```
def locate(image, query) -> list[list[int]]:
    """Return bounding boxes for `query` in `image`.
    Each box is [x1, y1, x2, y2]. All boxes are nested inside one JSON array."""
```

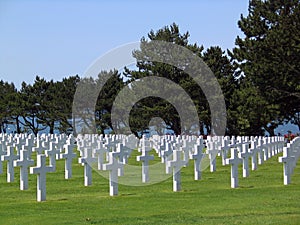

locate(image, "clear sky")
[[0, 0, 249, 89]]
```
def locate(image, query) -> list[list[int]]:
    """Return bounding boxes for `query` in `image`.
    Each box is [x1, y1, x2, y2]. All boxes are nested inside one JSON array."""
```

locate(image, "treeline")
[[0, 76, 80, 135], [1, 0, 299, 136]]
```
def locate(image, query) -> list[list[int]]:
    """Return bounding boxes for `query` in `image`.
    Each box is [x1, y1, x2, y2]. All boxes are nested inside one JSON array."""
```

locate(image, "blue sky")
[[0, 0, 249, 89]]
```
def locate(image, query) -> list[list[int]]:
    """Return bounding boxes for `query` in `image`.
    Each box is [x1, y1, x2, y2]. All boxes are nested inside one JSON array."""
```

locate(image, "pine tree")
[[232, 0, 300, 134]]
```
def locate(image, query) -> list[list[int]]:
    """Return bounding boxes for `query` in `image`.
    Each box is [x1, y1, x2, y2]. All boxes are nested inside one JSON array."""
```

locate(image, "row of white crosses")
[[1, 132, 294, 201], [279, 137, 300, 185], [163, 135, 285, 189], [0, 133, 75, 201], [224, 136, 285, 188], [0, 134, 37, 184], [77, 134, 197, 195], [150, 135, 201, 191], [64, 134, 290, 195], [137, 136, 154, 183], [76, 134, 139, 196]]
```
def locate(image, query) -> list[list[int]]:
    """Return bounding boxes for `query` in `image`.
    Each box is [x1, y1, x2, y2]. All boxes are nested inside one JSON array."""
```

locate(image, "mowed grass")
[[1, 149, 300, 225]]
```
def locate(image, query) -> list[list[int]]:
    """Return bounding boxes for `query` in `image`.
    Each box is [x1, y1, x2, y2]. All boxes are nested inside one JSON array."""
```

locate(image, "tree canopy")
[[232, 0, 300, 134]]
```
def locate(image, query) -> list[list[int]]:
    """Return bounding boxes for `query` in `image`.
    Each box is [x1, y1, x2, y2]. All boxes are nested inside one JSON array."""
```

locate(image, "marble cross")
[[61, 143, 77, 179], [14, 148, 35, 190], [239, 143, 252, 178], [137, 140, 154, 183], [102, 152, 124, 196], [0, 141, 6, 174], [1, 146, 18, 182], [279, 144, 295, 185], [226, 148, 242, 188], [79, 147, 97, 186], [30, 154, 54, 201], [191, 142, 205, 180], [167, 149, 186, 192]]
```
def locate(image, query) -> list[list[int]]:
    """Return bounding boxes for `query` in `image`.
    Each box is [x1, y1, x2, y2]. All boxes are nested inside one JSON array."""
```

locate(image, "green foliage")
[[124, 23, 234, 136], [232, 0, 300, 134], [0, 81, 18, 133], [73, 70, 124, 135], [0, 75, 79, 135], [19, 75, 80, 135], [96, 70, 125, 134]]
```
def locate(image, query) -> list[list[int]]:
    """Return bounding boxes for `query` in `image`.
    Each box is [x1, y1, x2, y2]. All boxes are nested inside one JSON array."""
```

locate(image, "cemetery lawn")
[[1, 150, 300, 225]]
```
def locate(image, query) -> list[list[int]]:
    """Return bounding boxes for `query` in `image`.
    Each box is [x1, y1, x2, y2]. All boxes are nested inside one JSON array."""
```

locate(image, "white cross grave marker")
[[124, 134, 138, 151], [182, 139, 194, 167], [115, 143, 130, 165], [221, 136, 231, 166], [24, 135, 35, 158], [14, 147, 35, 190], [13, 135, 24, 156], [226, 148, 242, 188], [45, 142, 60, 171], [191, 142, 205, 180], [137, 139, 154, 183], [279, 145, 295, 185], [156, 137, 166, 158], [33, 138, 44, 155], [263, 137, 269, 161], [1, 146, 18, 182], [239, 143, 251, 177], [30, 154, 54, 201], [166, 149, 186, 192], [79, 147, 97, 186], [257, 137, 264, 165], [206, 140, 218, 172], [94, 141, 107, 171], [0, 141, 6, 174], [250, 139, 258, 170], [269, 137, 275, 156], [61, 142, 77, 179], [105, 135, 119, 152], [162, 142, 173, 164], [102, 152, 124, 196]]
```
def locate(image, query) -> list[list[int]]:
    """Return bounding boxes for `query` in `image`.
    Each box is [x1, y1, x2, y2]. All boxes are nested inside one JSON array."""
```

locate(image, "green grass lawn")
[[0, 149, 300, 225]]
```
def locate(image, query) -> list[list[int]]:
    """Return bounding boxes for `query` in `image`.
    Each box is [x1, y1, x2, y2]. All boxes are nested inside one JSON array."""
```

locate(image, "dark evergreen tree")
[[0, 81, 18, 133], [125, 23, 235, 136], [19, 77, 48, 135], [232, 0, 300, 134]]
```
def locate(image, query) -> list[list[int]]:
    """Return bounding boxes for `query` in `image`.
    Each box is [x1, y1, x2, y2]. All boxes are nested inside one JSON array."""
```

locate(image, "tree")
[[28, 75, 81, 135], [202, 46, 237, 135], [232, 0, 300, 134], [95, 70, 125, 134], [124, 23, 207, 135], [125, 23, 235, 136], [15, 75, 80, 136], [19, 78, 48, 135], [0, 81, 18, 133], [55, 75, 80, 134], [73, 71, 124, 135]]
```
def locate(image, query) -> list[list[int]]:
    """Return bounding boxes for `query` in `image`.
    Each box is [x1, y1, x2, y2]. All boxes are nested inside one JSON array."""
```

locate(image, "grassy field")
[[0, 149, 300, 225]]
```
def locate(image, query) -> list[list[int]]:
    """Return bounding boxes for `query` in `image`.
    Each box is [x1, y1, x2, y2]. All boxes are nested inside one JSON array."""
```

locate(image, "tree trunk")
[[49, 121, 54, 134], [33, 128, 38, 136], [199, 121, 204, 135], [72, 117, 77, 136], [265, 125, 276, 137], [15, 116, 21, 133], [205, 124, 211, 135]]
